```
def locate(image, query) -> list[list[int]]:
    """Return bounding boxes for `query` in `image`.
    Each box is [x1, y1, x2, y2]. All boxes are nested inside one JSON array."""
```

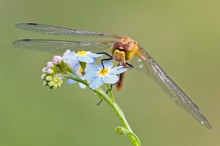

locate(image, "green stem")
[[67, 75, 141, 146], [107, 86, 141, 146]]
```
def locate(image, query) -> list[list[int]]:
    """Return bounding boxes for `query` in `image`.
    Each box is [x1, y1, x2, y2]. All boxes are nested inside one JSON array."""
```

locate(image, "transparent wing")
[[12, 39, 114, 54], [134, 45, 212, 129], [15, 23, 123, 38]]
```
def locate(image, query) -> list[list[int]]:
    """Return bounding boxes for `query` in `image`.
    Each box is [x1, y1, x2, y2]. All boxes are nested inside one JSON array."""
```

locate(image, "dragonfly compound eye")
[[112, 41, 123, 49], [122, 44, 132, 52]]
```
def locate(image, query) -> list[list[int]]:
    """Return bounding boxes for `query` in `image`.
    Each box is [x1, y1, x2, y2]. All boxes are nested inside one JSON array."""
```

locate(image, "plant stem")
[[94, 88, 141, 146], [67, 75, 141, 146]]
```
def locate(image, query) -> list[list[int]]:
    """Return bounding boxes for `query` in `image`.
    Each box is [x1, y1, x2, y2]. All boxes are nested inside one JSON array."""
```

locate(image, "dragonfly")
[[12, 23, 212, 129]]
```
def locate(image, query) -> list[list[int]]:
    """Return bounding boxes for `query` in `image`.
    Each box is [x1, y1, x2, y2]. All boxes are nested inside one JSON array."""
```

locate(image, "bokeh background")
[[0, 0, 220, 146]]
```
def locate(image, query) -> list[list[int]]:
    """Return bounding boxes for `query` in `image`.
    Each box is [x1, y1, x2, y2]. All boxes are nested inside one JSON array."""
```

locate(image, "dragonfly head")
[[111, 38, 138, 62]]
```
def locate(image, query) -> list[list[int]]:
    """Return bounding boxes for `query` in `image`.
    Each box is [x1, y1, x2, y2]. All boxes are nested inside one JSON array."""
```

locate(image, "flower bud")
[[46, 75, 53, 81], [53, 84, 58, 89], [47, 68, 54, 74], [43, 80, 48, 86], [42, 67, 47, 73], [41, 74, 47, 79], [47, 61, 54, 68], [53, 56, 63, 64], [48, 81, 54, 87], [115, 126, 128, 135]]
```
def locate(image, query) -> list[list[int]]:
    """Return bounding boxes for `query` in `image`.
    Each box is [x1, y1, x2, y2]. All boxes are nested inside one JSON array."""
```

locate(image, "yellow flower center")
[[99, 68, 109, 76], [77, 51, 87, 56], [78, 67, 83, 74]]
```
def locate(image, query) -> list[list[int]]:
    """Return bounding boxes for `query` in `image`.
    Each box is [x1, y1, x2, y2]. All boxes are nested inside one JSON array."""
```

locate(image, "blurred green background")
[[0, 0, 219, 146]]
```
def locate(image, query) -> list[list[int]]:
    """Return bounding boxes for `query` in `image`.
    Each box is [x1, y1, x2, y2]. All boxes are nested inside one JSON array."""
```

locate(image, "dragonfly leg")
[[96, 84, 113, 106], [97, 52, 113, 69], [96, 99, 103, 105], [125, 62, 134, 68], [106, 84, 113, 94]]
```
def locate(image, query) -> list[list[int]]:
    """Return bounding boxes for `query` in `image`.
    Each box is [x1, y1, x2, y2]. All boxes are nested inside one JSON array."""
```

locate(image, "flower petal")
[[85, 64, 98, 72], [88, 52, 103, 58], [72, 63, 82, 74], [103, 61, 113, 68], [103, 74, 119, 84], [79, 83, 87, 89], [110, 66, 127, 74], [79, 56, 94, 63], [63, 54, 79, 69], [63, 50, 74, 57], [67, 79, 76, 84], [84, 72, 97, 81], [63, 50, 76, 61], [89, 77, 103, 90]]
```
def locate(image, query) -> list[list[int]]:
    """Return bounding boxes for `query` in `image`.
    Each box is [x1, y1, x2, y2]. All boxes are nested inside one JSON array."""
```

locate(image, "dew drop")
[[139, 64, 144, 68], [137, 58, 142, 62]]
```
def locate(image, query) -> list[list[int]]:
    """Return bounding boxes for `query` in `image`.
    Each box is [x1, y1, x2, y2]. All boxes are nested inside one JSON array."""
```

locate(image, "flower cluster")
[[41, 56, 63, 89], [41, 50, 127, 90], [41, 56, 72, 89]]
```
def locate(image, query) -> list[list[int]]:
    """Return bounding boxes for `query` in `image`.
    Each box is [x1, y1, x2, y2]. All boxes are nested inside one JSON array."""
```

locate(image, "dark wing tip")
[[15, 23, 38, 29], [26, 23, 37, 25], [20, 39, 32, 42]]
